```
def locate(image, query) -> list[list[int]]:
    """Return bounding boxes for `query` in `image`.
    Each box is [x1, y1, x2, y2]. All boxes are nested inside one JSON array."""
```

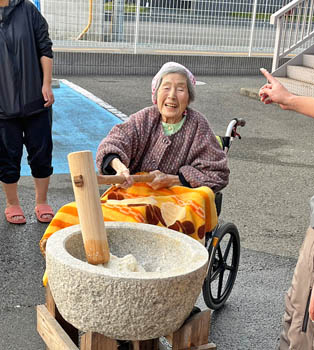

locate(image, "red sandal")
[[35, 204, 54, 223], [5, 205, 26, 224]]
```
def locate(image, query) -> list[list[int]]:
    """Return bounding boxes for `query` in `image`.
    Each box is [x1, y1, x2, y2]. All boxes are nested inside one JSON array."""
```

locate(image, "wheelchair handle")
[[97, 174, 155, 185], [225, 118, 246, 138], [237, 118, 246, 127]]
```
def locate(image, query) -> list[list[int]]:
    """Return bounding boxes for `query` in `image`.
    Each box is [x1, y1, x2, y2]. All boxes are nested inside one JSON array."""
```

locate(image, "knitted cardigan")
[[96, 105, 229, 192]]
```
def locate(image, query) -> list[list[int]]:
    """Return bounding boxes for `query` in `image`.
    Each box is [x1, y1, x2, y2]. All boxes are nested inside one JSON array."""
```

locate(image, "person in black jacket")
[[0, 0, 55, 224]]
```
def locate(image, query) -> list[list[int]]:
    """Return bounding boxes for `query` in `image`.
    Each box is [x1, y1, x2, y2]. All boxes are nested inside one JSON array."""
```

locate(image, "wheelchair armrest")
[[215, 191, 223, 217]]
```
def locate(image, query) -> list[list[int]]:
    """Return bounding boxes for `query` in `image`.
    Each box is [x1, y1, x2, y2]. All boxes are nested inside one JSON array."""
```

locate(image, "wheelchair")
[[97, 118, 245, 311], [202, 118, 245, 310]]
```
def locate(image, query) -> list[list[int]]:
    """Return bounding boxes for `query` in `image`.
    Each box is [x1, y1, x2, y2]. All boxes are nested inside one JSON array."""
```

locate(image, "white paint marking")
[[60, 79, 129, 122], [196, 81, 207, 86]]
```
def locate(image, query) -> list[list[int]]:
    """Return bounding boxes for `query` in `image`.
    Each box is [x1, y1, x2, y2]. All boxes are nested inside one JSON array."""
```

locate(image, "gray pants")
[[279, 226, 314, 350]]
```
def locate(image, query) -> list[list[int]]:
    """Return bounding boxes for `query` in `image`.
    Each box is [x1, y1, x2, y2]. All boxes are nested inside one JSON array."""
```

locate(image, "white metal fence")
[[33, 0, 314, 55], [271, 0, 314, 70]]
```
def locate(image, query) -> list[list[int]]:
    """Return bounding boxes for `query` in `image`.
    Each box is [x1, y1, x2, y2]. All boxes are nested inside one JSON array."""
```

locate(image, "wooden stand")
[[37, 285, 216, 350]]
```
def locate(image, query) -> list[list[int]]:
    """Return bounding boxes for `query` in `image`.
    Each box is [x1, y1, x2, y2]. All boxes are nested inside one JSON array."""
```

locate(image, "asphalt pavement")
[[1, 73, 313, 350]]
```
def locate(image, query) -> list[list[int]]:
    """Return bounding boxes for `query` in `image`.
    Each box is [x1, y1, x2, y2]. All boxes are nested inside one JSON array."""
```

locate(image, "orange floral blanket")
[[40, 183, 217, 286]]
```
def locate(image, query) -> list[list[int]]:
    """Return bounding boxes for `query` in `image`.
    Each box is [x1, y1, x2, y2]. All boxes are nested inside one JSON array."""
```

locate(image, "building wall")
[[53, 51, 289, 76]]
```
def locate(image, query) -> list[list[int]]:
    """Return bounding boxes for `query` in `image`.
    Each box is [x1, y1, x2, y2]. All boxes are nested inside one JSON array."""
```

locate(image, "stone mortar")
[[46, 222, 209, 340]]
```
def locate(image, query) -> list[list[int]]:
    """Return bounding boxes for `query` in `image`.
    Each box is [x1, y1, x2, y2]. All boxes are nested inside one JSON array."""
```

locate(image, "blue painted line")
[[34, 0, 41, 11], [21, 82, 122, 175]]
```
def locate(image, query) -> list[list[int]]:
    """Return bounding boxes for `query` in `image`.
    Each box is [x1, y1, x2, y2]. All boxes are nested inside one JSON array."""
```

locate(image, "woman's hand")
[[148, 170, 180, 190], [40, 56, 54, 107], [259, 68, 293, 109], [260, 68, 314, 118], [110, 158, 134, 189], [42, 83, 54, 107]]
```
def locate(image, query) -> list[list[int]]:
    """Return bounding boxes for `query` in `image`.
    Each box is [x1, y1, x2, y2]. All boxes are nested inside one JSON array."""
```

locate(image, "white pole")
[[134, 0, 141, 54], [272, 18, 283, 72], [249, 0, 258, 57]]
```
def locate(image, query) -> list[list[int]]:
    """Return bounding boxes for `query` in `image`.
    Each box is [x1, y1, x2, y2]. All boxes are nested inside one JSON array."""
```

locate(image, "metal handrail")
[[270, 0, 314, 72]]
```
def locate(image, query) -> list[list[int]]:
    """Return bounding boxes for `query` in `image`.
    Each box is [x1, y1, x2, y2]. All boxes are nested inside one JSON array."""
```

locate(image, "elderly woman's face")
[[157, 73, 189, 123]]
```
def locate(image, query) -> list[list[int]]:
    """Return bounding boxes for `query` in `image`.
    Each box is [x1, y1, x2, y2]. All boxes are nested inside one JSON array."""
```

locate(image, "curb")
[[52, 79, 60, 88], [240, 87, 260, 100]]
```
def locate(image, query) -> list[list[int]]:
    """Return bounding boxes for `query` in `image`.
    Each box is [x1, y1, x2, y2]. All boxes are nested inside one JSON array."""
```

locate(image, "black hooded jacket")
[[0, 0, 53, 119]]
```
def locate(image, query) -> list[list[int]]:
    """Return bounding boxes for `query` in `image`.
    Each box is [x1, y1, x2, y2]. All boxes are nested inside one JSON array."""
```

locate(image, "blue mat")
[[21, 82, 122, 175]]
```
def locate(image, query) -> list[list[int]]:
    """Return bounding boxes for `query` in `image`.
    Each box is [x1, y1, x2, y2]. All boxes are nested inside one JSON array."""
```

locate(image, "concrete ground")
[[1, 73, 313, 349]]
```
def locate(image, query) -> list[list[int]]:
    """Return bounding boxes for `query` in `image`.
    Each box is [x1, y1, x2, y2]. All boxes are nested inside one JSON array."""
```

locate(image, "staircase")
[[264, 0, 314, 97], [273, 47, 314, 97]]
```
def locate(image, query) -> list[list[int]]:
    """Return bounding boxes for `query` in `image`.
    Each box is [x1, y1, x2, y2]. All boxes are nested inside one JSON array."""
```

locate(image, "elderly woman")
[[40, 62, 229, 285], [96, 62, 229, 191]]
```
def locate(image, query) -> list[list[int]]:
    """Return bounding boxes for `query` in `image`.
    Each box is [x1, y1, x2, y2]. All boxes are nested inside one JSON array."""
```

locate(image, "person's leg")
[[33, 176, 50, 205], [279, 226, 314, 350], [23, 109, 54, 221], [0, 118, 25, 223], [34, 176, 54, 222], [34, 177, 54, 222], [2, 182, 19, 206]]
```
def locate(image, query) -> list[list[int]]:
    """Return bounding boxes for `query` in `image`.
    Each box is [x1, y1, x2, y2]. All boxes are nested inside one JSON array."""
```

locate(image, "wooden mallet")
[[68, 150, 110, 265]]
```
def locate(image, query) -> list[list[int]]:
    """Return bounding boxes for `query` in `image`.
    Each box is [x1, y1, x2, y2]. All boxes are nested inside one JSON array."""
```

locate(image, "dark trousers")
[[0, 109, 53, 184]]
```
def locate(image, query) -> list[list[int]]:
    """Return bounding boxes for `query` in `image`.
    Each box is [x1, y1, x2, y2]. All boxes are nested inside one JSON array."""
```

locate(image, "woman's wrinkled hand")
[[147, 170, 180, 190], [147, 170, 168, 190], [116, 168, 134, 189], [110, 158, 134, 189]]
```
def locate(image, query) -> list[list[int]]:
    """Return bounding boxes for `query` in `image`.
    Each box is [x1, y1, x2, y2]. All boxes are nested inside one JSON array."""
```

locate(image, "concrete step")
[[303, 54, 314, 69], [287, 65, 314, 85], [277, 76, 314, 97], [239, 87, 259, 100], [52, 78, 60, 88]]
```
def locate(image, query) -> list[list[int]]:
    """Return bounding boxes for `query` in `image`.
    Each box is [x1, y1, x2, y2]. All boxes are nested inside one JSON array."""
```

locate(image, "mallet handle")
[[97, 174, 155, 185], [68, 151, 110, 265]]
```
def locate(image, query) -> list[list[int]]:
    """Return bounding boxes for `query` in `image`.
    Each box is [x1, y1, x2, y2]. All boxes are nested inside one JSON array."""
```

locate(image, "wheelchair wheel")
[[202, 222, 240, 310]]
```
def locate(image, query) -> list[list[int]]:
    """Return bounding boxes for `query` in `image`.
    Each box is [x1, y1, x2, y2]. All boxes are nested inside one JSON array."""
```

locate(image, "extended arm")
[[277, 95, 314, 118], [259, 68, 314, 118]]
